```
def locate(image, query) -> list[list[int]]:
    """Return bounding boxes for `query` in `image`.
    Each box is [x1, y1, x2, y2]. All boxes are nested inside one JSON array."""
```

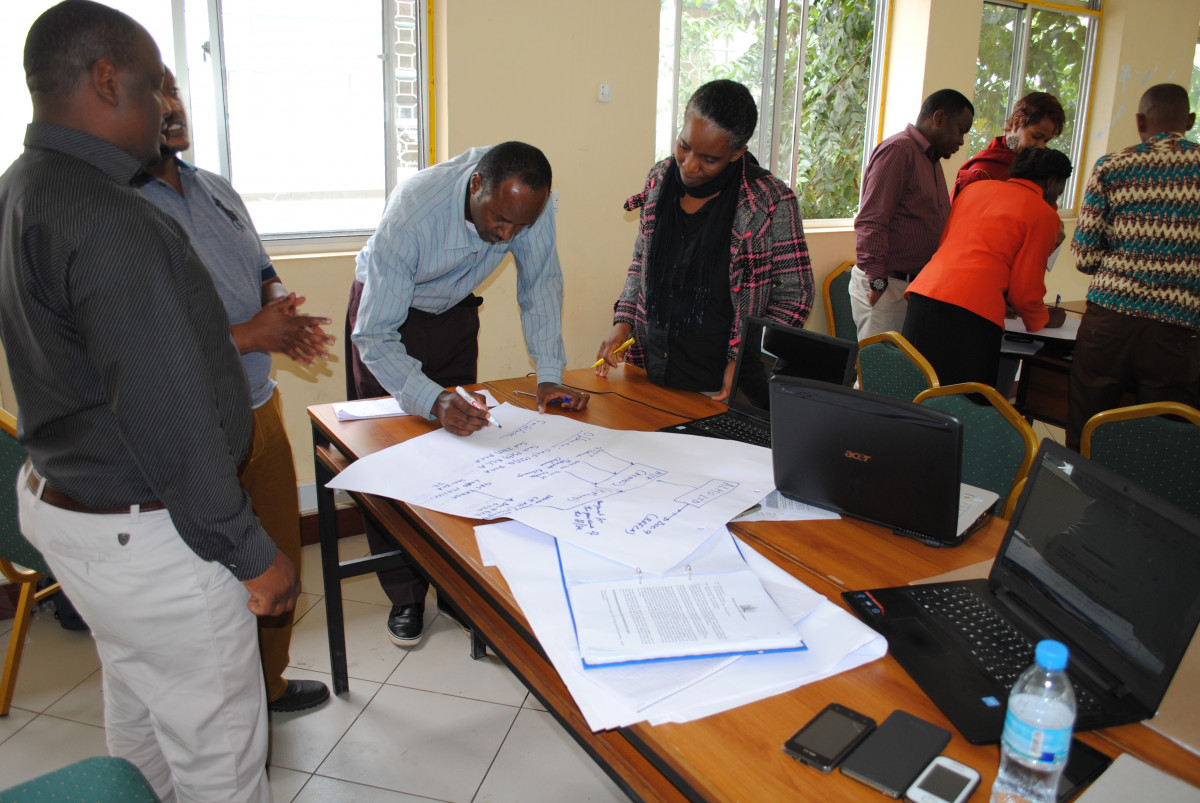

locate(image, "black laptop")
[[844, 440, 1200, 744], [768, 377, 996, 546], [659, 316, 858, 447]]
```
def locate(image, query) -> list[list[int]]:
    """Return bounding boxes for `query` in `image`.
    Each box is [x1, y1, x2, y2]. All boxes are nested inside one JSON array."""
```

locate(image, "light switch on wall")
[[598, 83, 611, 102]]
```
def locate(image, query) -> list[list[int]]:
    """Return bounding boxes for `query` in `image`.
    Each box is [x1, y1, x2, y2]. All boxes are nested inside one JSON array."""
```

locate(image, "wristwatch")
[[869, 276, 889, 292]]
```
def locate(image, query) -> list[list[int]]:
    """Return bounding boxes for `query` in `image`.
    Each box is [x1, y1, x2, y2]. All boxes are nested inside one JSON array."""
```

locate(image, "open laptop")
[[844, 440, 1200, 744], [768, 377, 997, 545], [659, 316, 858, 448]]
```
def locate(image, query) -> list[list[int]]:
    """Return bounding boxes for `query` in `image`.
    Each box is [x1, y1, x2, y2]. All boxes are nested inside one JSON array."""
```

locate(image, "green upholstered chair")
[[0, 756, 158, 801], [0, 408, 61, 717], [1081, 401, 1200, 519], [822, 260, 858, 342], [856, 331, 939, 402], [914, 383, 1038, 518]]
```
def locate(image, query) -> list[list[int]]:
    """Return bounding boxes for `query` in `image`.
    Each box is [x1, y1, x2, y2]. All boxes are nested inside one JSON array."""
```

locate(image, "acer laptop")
[[844, 440, 1200, 744], [659, 316, 858, 448], [768, 377, 996, 545]]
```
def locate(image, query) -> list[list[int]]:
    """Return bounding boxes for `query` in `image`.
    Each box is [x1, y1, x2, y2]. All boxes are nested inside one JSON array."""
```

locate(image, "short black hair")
[[1009, 147, 1072, 182], [685, 79, 758, 151], [918, 89, 974, 122], [476, 141, 552, 195], [24, 0, 146, 97]]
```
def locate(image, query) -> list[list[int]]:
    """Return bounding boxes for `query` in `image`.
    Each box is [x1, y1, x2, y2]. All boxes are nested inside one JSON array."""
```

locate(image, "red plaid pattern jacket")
[[613, 156, 813, 365]]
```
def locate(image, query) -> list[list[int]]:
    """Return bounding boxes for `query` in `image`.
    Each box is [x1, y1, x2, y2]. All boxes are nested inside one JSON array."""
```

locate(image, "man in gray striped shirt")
[[0, 3, 295, 799]]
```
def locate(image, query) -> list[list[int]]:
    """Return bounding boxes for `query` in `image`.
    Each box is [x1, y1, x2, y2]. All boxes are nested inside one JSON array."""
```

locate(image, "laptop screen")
[[728, 317, 859, 419], [993, 441, 1200, 711]]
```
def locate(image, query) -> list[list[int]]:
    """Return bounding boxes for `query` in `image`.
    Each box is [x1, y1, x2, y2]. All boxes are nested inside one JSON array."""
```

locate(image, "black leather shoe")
[[268, 679, 330, 713], [436, 599, 472, 637], [387, 602, 425, 645]]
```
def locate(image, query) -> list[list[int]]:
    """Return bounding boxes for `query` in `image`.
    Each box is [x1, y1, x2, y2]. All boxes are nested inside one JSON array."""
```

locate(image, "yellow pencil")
[[592, 337, 635, 368]]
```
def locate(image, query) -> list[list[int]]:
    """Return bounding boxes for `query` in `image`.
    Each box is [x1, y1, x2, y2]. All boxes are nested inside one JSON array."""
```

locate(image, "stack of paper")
[[327, 403, 886, 730], [478, 522, 886, 730]]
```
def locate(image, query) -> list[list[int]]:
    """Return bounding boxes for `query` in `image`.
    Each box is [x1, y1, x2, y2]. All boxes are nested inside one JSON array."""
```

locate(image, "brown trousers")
[[345, 279, 481, 606], [240, 388, 302, 702], [1067, 302, 1200, 450]]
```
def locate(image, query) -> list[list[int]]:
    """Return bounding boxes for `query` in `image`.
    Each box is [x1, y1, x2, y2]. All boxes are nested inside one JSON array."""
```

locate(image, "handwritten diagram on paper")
[[326, 403, 774, 571]]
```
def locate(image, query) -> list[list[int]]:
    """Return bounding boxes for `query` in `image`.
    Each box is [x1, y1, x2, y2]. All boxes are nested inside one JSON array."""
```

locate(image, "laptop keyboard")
[[906, 585, 1102, 715], [690, 413, 771, 447]]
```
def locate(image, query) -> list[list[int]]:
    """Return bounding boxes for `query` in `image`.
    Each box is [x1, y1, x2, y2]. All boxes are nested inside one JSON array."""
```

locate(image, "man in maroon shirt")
[[851, 89, 974, 341]]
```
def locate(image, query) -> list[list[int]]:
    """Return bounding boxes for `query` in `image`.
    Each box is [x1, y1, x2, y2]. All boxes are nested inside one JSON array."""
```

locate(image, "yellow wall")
[[3, 0, 1196, 503]]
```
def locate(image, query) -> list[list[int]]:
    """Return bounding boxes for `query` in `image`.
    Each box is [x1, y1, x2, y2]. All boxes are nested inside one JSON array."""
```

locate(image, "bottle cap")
[[1036, 640, 1069, 671]]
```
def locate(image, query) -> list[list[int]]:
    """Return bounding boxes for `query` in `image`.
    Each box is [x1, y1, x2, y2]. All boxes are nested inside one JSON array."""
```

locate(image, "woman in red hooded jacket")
[[952, 92, 1066, 201]]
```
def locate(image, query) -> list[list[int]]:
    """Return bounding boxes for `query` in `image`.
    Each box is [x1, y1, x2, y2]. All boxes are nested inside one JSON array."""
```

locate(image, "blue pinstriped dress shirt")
[[352, 147, 567, 417]]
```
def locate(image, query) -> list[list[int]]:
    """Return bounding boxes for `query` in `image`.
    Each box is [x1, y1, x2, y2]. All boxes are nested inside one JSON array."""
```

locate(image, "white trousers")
[[18, 468, 269, 803], [848, 266, 911, 341]]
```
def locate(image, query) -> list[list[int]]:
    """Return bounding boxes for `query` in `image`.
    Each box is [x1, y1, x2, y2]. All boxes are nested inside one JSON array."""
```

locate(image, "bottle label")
[[1001, 710, 1072, 764]]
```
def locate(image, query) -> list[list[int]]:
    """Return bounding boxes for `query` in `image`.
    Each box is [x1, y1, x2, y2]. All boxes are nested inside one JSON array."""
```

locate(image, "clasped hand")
[[237, 293, 335, 364]]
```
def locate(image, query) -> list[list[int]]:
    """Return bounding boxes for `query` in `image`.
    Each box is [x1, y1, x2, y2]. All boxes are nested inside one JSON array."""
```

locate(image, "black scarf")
[[645, 155, 743, 335]]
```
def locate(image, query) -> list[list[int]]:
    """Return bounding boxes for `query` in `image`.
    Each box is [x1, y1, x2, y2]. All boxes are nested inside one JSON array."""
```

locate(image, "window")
[[1190, 33, 1200, 115], [971, 0, 1099, 207], [657, 0, 886, 220], [2, 1, 429, 239]]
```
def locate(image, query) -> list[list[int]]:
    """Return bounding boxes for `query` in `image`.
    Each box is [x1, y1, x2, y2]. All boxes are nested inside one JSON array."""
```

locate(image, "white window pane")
[[217, 0, 385, 235]]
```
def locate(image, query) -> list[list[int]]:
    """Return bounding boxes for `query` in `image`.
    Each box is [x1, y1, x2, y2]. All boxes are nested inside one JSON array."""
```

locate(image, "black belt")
[[26, 462, 165, 514], [887, 271, 918, 282]]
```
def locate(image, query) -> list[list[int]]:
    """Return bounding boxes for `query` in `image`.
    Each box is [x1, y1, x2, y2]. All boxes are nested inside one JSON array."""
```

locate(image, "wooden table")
[[309, 367, 1200, 802]]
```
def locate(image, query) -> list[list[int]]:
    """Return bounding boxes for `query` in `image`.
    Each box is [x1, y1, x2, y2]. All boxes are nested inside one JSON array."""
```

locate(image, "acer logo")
[[844, 450, 871, 462]]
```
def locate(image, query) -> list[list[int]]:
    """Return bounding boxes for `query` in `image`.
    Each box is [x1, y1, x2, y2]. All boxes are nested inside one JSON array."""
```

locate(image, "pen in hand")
[[454, 386, 501, 428], [592, 337, 636, 369]]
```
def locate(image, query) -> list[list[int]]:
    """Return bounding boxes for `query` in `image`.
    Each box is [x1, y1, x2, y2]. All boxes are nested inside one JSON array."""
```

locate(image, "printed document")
[[557, 535, 804, 666]]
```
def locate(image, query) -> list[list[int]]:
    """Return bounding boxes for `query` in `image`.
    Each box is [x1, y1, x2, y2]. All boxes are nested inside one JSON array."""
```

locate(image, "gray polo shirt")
[[140, 159, 277, 409]]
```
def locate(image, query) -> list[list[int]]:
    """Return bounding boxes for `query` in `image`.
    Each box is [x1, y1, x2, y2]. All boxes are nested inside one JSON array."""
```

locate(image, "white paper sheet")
[[733, 489, 842, 522], [476, 521, 887, 730], [329, 403, 774, 572], [333, 390, 501, 421], [557, 536, 803, 665], [333, 397, 409, 420], [1004, 314, 1080, 340]]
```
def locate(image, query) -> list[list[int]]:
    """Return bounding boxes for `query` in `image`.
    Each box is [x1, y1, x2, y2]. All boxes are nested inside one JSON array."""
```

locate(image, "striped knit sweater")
[[1071, 132, 1200, 332], [613, 156, 814, 366]]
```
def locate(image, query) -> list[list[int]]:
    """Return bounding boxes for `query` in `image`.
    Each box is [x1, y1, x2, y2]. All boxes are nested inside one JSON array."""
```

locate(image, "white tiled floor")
[[0, 535, 629, 802]]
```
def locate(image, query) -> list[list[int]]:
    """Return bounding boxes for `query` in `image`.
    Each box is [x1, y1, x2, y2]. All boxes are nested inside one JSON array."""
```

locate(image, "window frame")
[[658, 0, 888, 226], [974, 0, 1101, 211]]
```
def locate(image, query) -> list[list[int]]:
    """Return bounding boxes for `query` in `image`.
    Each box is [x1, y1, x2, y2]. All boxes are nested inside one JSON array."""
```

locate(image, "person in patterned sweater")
[[1067, 83, 1200, 450], [595, 79, 813, 399]]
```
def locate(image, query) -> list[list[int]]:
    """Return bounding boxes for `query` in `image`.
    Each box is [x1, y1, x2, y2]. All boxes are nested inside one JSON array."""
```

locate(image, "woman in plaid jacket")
[[596, 80, 813, 398]]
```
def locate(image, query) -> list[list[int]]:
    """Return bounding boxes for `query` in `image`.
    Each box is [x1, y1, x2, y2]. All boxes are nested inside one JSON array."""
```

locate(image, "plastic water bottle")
[[990, 640, 1076, 803]]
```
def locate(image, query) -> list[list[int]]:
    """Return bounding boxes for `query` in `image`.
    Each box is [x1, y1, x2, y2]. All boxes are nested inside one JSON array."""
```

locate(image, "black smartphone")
[[1057, 739, 1113, 801], [782, 703, 876, 772], [839, 710, 951, 798]]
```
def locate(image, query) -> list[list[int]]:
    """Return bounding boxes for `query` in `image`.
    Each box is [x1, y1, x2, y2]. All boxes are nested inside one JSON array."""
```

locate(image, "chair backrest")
[[0, 756, 159, 801], [0, 408, 50, 577], [914, 383, 1038, 517], [855, 331, 939, 402], [822, 260, 858, 342], [1081, 401, 1200, 519]]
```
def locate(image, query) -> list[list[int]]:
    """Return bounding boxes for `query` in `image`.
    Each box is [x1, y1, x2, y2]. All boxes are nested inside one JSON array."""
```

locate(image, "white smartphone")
[[905, 756, 980, 803]]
